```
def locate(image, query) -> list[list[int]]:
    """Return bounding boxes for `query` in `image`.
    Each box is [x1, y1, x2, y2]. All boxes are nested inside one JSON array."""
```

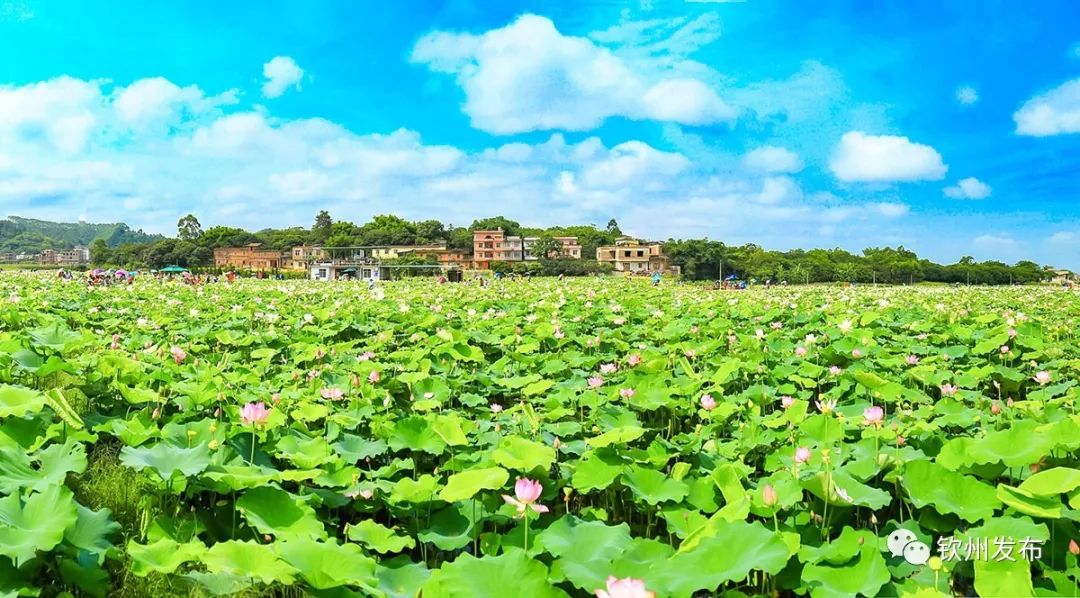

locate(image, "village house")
[[596, 237, 677, 274], [289, 245, 327, 270], [472, 229, 581, 269], [213, 244, 287, 271]]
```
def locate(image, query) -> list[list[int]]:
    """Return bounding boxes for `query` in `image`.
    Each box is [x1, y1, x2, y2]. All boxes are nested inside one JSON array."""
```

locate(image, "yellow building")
[[596, 237, 676, 274]]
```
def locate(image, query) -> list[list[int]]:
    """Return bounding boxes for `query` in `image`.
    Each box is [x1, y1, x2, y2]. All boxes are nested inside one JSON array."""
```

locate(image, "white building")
[[310, 262, 381, 282]]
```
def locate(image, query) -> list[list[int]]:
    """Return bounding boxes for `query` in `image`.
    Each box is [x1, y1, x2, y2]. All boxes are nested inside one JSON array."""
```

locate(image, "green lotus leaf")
[[274, 434, 336, 469], [389, 474, 440, 504], [439, 467, 509, 502], [347, 519, 416, 554], [1017, 467, 1080, 496], [570, 449, 627, 492], [181, 572, 255, 596], [995, 484, 1062, 519], [421, 549, 567, 598], [650, 520, 791, 596], [64, 504, 121, 565], [119, 443, 211, 481], [388, 416, 447, 455], [235, 486, 327, 540], [201, 465, 281, 491], [0, 384, 45, 418], [936, 421, 1053, 469], [201, 540, 298, 585], [430, 414, 469, 446], [903, 460, 1000, 522], [0, 484, 79, 566], [275, 539, 379, 591], [58, 556, 110, 598], [585, 426, 644, 448], [803, 469, 891, 509], [798, 526, 878, 565], [491, 436, 556, 472], [333, 434, 389, 463], [802, 544, 890, 598], [418, 504, 474, 551], [28, 322, 84, 351], [127, 538, 205, 576], [622, 466, 689, 505], [973, 558, 1034, 598], [376, 556, 432, 598], [535, 516, 634, 591]]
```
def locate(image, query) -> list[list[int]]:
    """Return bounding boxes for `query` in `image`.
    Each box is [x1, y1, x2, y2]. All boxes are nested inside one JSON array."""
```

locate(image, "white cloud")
[[875, 202, 910, 217], [743, 146, 802, 173], [410, 14, 734, 134], [829, 131, 947, 182], [1014, 78, 1080, 136], [973, 234, 1016, 249], [956, 86, 979, 105], [1049, 231, 1076, 243], [944, 177, 991, 200], [114, 77, 237, 133], [261, 56, 304, 99]]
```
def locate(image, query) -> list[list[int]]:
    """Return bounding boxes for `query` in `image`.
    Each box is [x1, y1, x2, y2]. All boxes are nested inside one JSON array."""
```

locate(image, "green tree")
[[530, 234, 563, 259], [606, 218, 621, 235], [177, 214, 202, 241], [312, 211, 333, 244], [89, 239, 111, 265], [469, 216, 521, 236]]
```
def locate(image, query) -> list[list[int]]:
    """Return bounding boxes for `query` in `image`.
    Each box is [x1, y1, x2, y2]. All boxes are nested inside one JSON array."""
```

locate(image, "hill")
[[0, 216, 163, 254]]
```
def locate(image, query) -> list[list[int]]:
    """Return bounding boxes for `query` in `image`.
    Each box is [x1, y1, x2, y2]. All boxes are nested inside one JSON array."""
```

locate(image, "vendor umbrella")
[[160, 265, 188, 273]]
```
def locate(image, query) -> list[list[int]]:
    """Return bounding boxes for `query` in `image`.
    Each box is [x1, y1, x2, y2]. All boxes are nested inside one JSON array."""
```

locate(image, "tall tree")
[[530, 234, 563, 259], [469, 216, 521, 236], [606, 218, 622, 235], [177, 214, 202, 241], [312, 211, 333, 244]]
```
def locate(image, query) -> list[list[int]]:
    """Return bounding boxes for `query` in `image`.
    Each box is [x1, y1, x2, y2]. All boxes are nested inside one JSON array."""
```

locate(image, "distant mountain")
[[0, 216, 163, 254]]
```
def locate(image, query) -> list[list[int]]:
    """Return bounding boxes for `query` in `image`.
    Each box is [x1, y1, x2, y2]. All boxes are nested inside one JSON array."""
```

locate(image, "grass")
[[70, 442, 308, 598]]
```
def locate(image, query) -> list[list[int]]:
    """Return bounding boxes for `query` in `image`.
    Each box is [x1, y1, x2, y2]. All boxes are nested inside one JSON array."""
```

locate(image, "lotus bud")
[[857, 536, 865, 545], [1069, 539, 1079, 555], [151, 407, 161, 420], [214, 408, 221, 417], [264, 534, 272, 542], [870, 513, 878, 525], [209, 423, 217, 433], [1007, 398, 1015, 408], [208, 440, 218, 450], [187, 430, 196, 438], [991, 402, 1001, 414], [553, 437, 562, 450], [762, 484, 778, 507], [272, 393, 281, 404]]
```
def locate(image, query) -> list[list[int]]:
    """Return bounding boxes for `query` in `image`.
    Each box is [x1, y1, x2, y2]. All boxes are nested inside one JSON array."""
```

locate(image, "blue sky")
[[2, 0, 1080, 266]]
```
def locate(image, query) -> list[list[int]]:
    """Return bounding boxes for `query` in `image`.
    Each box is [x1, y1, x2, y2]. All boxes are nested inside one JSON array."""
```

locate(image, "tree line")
[[86, 211, 1061, 284]]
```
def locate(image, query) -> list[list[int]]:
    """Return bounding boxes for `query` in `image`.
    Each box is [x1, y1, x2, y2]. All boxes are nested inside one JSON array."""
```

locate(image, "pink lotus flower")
[[596, 576, 655, 598], [1000, 345, 1010, 354], [320, 387, 344, 401], [771, 321, 783, 330], [110, 334, 121, 350], [1069, 539, 1079, 556], [851, 349, 863, 358], [368, 370, 381, 384], [271, 392, 281, 404], [587, 376, 604, 389], [991, 401, 1001, 414], [170, 346, 186, 364], [553, 328, 565, 339], [502, 478, 549, 516], [838, 320, 852, 333], [1034, 370, 1051, 385], [1007, 397, 1015, 407], [940, 383, 958, 397], [619, 388, 636, 399], [684, 349, 697, 358], [794, 447, 811, 464], [314, 348, 326, 359], [490, 403, 503, 413], [780, 396, 795, 409], [829, 365, 842, 376], [795, 346, 807, 358], [863, 406, 884, 426], [700, 394, 717, 411], [626, 354, 642, 367], [905, 355, 919, 366], [357, 351, 375, 362], [599, 363, 618, 375], [1007, 328, 1017, 338], [240, 402, 270, 426], [762, 484, 778, 507]]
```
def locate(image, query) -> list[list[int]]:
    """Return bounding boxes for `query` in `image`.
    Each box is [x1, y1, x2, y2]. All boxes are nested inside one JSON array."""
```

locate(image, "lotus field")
[[2, 274, 1080, 598]]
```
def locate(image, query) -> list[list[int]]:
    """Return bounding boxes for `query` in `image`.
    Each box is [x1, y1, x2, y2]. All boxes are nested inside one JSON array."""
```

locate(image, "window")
[[637, 250, 644, 257], [624, 251, 631, 257]]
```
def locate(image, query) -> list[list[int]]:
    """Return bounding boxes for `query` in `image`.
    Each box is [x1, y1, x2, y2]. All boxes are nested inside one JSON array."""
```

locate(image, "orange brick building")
[[213, 244, 287, 271]]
